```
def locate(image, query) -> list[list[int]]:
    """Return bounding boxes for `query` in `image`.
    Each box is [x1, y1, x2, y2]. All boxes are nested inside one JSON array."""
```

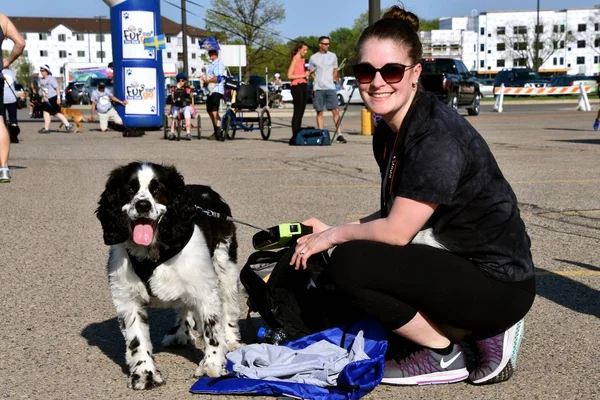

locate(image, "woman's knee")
[[331, 241, 373, 292]]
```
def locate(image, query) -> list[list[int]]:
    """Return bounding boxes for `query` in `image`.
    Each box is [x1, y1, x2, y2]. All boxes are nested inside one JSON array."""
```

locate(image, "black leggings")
[[331, 241, 535, 334], [3, 102, 17, 125], [290, 83, 307, 136]]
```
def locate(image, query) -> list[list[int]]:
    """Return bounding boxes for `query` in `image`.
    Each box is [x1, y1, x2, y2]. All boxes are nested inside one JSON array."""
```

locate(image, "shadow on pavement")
[[550, 139, 600, 145], [536, 264, 600, 318], [81, 308, 202, 374]]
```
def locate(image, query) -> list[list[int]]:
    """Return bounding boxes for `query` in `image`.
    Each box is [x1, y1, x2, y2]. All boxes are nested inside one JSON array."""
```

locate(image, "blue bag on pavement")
[[293, 128, 331, 146], [190, 320, 387, 399]]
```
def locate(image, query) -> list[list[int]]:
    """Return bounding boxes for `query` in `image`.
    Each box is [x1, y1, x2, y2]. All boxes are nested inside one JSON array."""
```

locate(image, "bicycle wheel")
[[226, 112, 237, 140], [260, 108, 271, 140], [221, 112, 234, 141]]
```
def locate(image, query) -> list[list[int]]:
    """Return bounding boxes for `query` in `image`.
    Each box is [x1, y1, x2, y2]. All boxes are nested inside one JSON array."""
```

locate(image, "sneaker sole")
[[471, 320, 523, 384], [381, 368, 468, 386]]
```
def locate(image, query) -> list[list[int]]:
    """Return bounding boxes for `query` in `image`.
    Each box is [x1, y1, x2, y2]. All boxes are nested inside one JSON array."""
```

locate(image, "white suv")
[[337, 77, 363, 105]]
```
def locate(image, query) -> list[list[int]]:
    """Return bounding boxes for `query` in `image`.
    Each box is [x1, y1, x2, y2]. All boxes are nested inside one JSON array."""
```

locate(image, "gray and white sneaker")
[[0, 168, 11, 183], [65, 124, 76, 133], [382, 343, 468, 385], [469, 319, 525, 384]]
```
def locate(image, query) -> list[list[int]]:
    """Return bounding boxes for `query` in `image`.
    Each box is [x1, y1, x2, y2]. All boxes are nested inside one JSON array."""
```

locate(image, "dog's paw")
[[162, 331, 197, 348], [194, 359, 227, 378], [128, 368, 165, 390]]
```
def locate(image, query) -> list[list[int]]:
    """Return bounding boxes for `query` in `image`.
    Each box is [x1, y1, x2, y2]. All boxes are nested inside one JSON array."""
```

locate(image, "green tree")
[[2, 50, 32, 84], [205, 0, 285, 80]]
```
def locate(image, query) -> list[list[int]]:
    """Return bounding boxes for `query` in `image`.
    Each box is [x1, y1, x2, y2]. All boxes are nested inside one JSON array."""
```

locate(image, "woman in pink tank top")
[[287, 41, 311, 144]]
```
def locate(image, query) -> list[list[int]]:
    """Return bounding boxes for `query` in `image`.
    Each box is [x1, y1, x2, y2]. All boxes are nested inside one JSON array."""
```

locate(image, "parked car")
[[549, 75, 597, 93], [478, 78, 495, 98], [493, 68, 550, 94], [420, 57, 481, 115], [337, 76, 363, 105], [65, 81, 86, 105], [80, 77, 114, 105]]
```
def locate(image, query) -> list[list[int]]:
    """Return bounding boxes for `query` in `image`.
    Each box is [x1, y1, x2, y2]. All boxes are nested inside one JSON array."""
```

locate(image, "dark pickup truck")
[[420, 58, 481, 116]]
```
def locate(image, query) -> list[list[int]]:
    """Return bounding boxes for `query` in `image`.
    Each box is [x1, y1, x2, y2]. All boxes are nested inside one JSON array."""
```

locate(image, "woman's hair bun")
[[382, 5, 419, 32]]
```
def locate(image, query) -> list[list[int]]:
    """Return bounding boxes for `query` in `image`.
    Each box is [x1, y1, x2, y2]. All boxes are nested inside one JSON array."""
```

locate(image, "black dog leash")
[[195, 205, 268, 232]]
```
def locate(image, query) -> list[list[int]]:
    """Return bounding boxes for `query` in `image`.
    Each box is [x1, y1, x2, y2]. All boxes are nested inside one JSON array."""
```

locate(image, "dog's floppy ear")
[[96, 166, 131, 245], [157, 165, 197, 247]]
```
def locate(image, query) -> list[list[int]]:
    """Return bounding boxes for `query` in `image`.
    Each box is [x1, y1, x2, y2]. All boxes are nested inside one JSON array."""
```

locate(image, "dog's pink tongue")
[[133, 224, 154, 246]]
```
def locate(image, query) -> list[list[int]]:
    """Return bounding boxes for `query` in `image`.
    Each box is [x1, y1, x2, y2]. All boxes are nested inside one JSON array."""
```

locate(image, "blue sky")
[[3, 0, 598, 41]]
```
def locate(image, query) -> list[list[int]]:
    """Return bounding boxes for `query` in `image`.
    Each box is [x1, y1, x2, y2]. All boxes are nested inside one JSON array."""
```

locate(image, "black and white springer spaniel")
[[96, 162, 242, 390]]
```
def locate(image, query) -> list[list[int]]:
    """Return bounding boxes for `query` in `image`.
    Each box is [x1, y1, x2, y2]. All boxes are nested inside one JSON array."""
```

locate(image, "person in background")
[[2, 67, 20, 143], [309, 36, 347, 144], [37, 64, 74, 134], [272, 73, 283, 89], [287, 41, 311, 145], [204, 49, 226, 141], [0, 12, 26, 183], [90, 81, 127, 132], [291, 5, 535, 387], [167, 72, 194, 141], [28, 72, 39, 118]]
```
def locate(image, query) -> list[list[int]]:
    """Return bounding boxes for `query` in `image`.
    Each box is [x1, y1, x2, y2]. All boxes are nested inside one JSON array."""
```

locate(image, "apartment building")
[[433, 7, 600, 76], [1, 16, 210, 82]]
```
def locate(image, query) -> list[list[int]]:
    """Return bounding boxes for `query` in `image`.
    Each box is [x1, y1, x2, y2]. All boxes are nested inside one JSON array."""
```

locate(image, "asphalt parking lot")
[[1, 100, 598, 399]]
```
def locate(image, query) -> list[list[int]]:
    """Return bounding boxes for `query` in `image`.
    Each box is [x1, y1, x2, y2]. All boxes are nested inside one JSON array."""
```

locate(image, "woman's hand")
[[290, 218, 336, 270]]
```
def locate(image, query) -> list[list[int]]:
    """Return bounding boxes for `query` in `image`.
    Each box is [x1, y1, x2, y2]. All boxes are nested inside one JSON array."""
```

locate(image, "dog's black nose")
[[135, 200, 152, 213]]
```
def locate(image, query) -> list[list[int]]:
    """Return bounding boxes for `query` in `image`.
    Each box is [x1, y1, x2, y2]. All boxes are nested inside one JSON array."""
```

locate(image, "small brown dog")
[[59, 107, 88, 132]]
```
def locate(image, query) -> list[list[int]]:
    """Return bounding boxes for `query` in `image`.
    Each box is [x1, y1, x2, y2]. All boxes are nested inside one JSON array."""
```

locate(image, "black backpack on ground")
[[240, 245, 357, 341]]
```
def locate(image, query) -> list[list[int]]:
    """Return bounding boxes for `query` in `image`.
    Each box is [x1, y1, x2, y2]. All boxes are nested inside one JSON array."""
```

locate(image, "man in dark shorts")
[[204, 50, 226, 141], [37, 64, 74, 134]]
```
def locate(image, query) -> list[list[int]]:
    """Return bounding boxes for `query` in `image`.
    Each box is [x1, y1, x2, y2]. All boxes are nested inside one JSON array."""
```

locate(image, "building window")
[[560, 57, 564, 65], [497, 59, 505, 67], [480, 44, 485, 52], [497, 43, 506, 51], [480, 60, 484, 68], [40, 50, 48, 57], [76, 34, 85, 41], [514, 42, 527, 51], [59, 50, 67, 58], [488, 50, 491, 54], [96, 34, 104, 42], [513, 26, 527, 35], [553, 57, 557, 66], [553, 25, 559, 33], [559, 40, 565, 49], [577, 56, 585, 65], [58, 34, 66, 42], [480, 27, 485, 35], [596, 38, 600, 47], [497, 26, 505, 35], [77, 50, 85, 57], [561, 25, 565, 33], [578, 24, 587, 32], [39, 33, 48, 40], [515, 58, 528, 67], [167, 52, 172, 58], [191, 37, 196, 44], [535, 25, 543, 34], [595, 56, 599, 63], [577, 40, 586, 48], [192, 53, 196, 59], [166, 36, 171, 43], [97, 50, 106, 59], [23, 50, 28, 57], [473, 44, 476, 52], [23, 33, 27, 40]]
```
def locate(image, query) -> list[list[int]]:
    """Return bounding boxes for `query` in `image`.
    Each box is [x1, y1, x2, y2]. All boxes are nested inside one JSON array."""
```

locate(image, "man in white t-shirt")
[[90, 81, 127, 132]]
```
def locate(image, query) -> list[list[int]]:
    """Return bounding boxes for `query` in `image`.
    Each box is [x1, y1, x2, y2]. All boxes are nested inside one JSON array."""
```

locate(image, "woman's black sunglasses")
[[353, 63, 418, 84]]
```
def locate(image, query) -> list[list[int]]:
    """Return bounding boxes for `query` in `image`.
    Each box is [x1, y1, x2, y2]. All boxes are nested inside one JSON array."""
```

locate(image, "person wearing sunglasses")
[[290, 5, 535, 388], [308, 36, 347, 144]]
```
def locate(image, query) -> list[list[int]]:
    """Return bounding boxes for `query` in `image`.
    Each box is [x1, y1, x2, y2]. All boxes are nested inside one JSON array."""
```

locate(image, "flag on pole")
[[143, 34, 166, 50]]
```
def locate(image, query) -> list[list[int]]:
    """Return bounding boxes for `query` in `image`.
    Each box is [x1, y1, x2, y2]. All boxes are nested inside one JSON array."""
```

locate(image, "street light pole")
[[369, 0, 380, 26], [535, 0, 540, 71], [181, 0, 189, 75], [95, 16, 105, 63]]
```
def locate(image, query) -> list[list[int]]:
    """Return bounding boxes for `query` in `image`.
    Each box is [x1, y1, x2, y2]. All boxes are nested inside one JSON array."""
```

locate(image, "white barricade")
[[492, 84, 593, 113]]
